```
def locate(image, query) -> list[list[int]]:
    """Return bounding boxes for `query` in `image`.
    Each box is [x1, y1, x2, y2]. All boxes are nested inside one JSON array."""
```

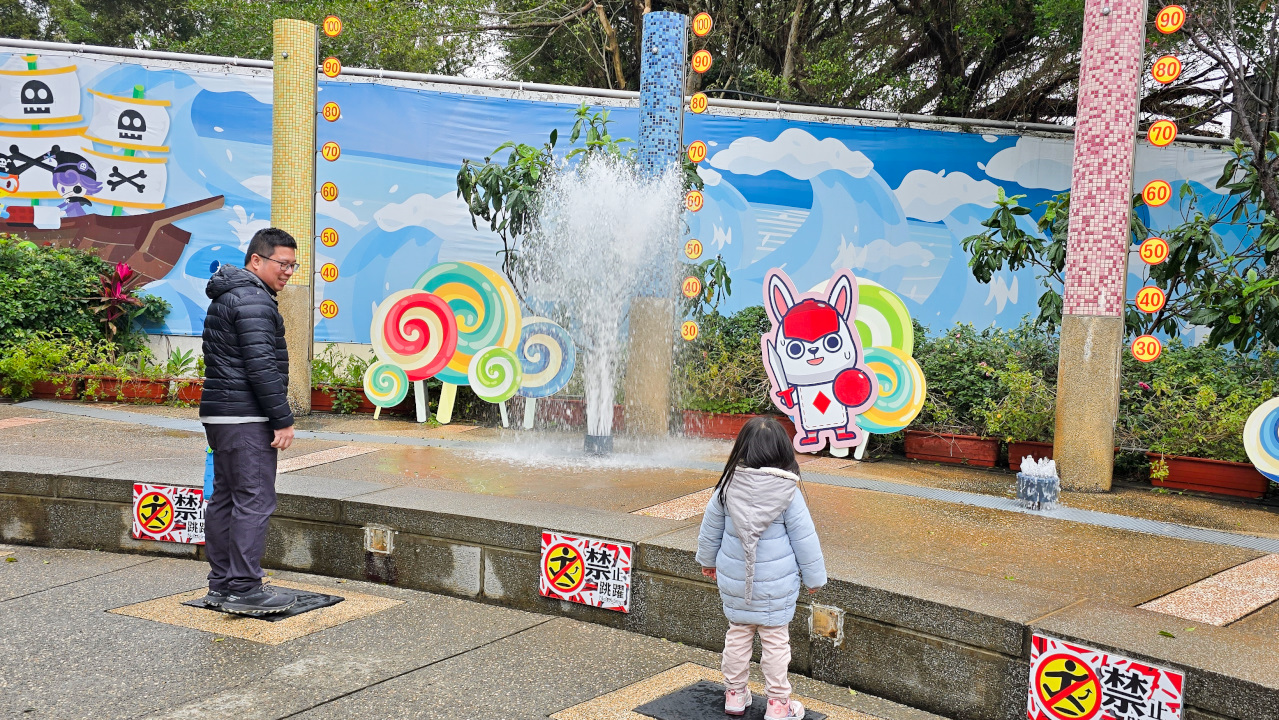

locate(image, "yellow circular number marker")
[[681, 320, 700, 342], [322, 101, 341, 122], [1139, 236, 1169, 265], [1135, 286, 1166, 313], [684, 238, 703, 260], [321, 141, 341, 162], [692, 12, 713, 37], [1155, 5, 1185, 34], [1147, 119, 1177, 147], [1132, 334, 1163, 362], [322, 56, 342, 78], [322, 15, 343, 37], [320, 228, 340, 247], [682, 275, 703, 299], [1142, 179, 1172, 207], [320, 263, 339, 283], [690, 92, 709, 114], [685, 190, 704, 212], [691, 49, 713, 74], [320, 182, 339, 202], [1151, 55, 1182, 84], [687, 140, 708, 164], [319, 299, 339, 319]]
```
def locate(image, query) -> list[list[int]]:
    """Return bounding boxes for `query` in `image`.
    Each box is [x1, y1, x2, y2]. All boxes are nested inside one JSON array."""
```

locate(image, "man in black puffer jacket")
[[198, 227, 298, 616]]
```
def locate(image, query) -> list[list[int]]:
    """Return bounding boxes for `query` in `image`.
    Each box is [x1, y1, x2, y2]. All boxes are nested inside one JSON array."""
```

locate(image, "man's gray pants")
[[203, 422, 277, 595]]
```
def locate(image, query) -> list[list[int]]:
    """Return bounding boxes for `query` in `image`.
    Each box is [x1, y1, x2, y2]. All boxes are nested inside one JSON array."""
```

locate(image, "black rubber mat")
[[182, 589, 344, 622], [634, 680, 826, 720]]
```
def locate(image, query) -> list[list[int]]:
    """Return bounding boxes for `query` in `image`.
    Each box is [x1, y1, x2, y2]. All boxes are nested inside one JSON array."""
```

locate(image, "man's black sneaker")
[[200, 590, 227, 607], [221, 585, 295, 616]]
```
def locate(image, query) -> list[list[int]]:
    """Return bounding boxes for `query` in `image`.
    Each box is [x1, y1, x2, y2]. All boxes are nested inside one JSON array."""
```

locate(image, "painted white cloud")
[[893, 169, 999, 222], [982, 134, 999, 143], [830, 236, 935, 273], [984, 275, 1018, 314], [228, 205, 269, 247], [242, 175, 271, 199], [709, 128, 873, 180], [983, 136, 1074, 191], [698, 166, 722, 186], [316, 196, 364, 228], [374, 191, 480, 233]]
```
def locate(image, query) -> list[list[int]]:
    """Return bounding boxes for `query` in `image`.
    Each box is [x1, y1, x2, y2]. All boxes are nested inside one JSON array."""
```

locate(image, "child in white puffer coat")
[[696, 416, 826, 720]]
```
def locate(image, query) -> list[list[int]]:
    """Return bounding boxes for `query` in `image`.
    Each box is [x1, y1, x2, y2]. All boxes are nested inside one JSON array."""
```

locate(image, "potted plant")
[[311, 344, 379, 414], [982, 362, 1056, 464], [1135, 378, 1270, 499], [904, 393, 1000, 467]]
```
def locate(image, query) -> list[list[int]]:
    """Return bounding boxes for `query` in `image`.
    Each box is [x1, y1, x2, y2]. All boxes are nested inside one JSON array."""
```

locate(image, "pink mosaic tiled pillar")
[[1055, 0, 1149, 491]]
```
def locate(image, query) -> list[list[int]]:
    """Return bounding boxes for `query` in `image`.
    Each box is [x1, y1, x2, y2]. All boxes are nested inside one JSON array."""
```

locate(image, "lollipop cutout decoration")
[[362, 362, 409, 419], [368, 289, 459, 422], [1244, 397, 1279, 483], [416, 261, 522, 424], [467, 346, 523, 427], [516, 317, 577, 429]]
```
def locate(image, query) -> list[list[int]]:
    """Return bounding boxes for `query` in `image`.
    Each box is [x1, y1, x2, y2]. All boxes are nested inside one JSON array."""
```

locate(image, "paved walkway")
[[3, 400, 1278, 640], [0, 544, 940, 720]]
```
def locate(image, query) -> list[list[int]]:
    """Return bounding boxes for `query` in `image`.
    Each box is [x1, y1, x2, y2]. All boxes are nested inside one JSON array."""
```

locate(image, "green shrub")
[[675, 306, 773, 414], [312, 344, 376, 414], [981, 361, 1056, 443]]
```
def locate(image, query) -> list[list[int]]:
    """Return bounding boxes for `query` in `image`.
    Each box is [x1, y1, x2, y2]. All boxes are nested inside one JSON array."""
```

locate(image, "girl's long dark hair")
[[714, 416, 800, 506]]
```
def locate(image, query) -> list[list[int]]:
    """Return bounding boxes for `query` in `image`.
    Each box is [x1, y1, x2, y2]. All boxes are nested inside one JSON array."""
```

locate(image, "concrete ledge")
[[2, 466, 1276, 720]]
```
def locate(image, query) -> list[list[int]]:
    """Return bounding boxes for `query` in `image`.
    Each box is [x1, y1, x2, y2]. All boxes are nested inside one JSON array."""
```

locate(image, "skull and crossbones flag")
[[86, 89, 171, 151], [79, 145, 167, 209], [0, 64, 82, 125]]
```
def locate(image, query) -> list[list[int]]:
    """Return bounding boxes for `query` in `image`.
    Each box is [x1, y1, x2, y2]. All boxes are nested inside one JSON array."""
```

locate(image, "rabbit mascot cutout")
[[762, 268, 878, 453]]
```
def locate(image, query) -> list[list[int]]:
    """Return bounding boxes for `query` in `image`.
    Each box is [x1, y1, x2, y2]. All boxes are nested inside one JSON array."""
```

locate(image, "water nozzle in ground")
[[584, 434, 614, 456]]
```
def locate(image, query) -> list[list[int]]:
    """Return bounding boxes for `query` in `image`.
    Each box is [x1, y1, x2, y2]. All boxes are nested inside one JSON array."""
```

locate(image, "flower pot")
[[86, 377, 167, 403], [1149, 454, 1270, 499], [311, 386, 377, 414], [681, 410, 796, 440], [30, 376, 79, 400], [904, 430, 1000, 467], [1008, 440, 1054, 465], [171, 380, 203, 403]]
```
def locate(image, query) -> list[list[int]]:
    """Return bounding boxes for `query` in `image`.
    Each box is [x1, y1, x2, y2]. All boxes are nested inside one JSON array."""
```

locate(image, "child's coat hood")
[[722, 466, 798, 601]]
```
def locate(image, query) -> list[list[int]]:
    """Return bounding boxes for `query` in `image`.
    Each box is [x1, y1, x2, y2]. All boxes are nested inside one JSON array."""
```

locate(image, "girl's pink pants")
[[721, 622, 793, 700]]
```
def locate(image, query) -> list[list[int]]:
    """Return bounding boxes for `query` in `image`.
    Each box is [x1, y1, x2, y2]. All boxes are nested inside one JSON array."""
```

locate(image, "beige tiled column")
[[1056, 0, 1149, 491], [272, 19, 317, 414]]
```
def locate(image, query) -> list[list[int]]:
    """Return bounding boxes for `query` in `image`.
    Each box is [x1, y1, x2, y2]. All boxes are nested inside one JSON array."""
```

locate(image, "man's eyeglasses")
[[259, 256, 300, 272]]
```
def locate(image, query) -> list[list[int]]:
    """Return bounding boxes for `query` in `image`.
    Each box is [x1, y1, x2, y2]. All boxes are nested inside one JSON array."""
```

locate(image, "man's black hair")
[[244, 227, 297, 266]]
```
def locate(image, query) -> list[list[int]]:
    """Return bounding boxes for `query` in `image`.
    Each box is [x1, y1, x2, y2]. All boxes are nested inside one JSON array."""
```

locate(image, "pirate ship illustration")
[[0, 55, 222, 283]]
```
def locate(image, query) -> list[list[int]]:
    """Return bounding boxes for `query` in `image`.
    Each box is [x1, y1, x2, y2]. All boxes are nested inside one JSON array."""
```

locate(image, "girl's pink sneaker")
[[764, 698, 805, 720], [724, 687, 752, 716]]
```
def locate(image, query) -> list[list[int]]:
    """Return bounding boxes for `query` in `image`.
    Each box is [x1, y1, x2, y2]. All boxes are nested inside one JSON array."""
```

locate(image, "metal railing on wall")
[[0, 36, 1233, 146]]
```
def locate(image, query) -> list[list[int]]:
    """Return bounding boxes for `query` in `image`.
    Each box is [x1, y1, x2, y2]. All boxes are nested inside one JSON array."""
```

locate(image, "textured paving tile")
[[633, 488, 713, 520], [1140, 554, 1279, 625], [109, 579, 404, 644], [552, 662, 878, 720], [277, 445, 379, 473], [0, 417, 50, 430]]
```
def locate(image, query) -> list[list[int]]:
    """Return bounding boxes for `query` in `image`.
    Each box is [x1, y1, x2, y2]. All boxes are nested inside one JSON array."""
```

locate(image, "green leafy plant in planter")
[[312, 344, 375, 414], [675, 306, 772, 415], [981, 362, 1056, 444], [0, 334, 76, 398], [1129, 377, 1268, 481]]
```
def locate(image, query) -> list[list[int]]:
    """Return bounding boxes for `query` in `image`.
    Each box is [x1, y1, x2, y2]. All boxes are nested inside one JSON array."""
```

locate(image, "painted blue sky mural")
[[2, 50, 1234, 344]]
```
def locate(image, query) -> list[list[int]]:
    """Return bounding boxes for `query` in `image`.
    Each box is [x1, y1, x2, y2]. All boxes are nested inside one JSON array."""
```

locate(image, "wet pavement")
[[2, 400, 1278, 641], [0, 544, 937, 720]]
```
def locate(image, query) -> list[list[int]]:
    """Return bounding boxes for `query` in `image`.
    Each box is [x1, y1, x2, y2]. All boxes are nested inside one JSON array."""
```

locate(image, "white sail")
[[0, 128, 86, 199], [0, 65, 81, 125], [80, 146, 167, 209], [85, 90, 170, 151]]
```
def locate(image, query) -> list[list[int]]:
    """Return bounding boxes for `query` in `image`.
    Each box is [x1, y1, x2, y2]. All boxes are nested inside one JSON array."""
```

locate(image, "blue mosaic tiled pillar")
[[639, 11, 688, 178]]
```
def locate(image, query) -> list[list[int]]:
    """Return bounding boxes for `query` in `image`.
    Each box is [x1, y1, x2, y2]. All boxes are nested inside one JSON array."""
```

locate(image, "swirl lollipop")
[[854, 279, 914, 354], [468, 345, 523, 427], [1244, 397, 1279, 482], [362, 362, 409, 419], [369, 289, 458, 422], [416, 261, 522, 423], [856, 346, 926, 434], [515, 317, 577, 429]]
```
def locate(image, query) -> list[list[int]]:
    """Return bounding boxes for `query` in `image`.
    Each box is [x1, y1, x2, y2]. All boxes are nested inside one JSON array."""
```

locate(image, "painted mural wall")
[[0, 48, 1235, 342]]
